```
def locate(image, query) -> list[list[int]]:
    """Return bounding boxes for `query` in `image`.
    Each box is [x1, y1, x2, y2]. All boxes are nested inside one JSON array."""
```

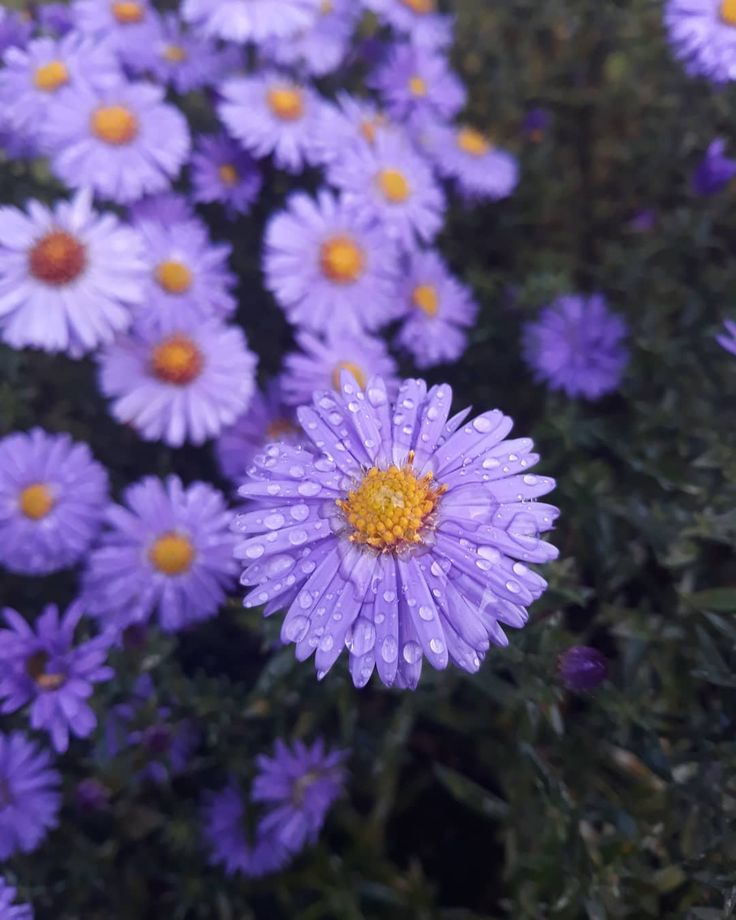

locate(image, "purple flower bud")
[[558, 646, 608, 692], [692, 139, 736, 196], [523, 107, 551, 142], [75, 778, 110, 813]]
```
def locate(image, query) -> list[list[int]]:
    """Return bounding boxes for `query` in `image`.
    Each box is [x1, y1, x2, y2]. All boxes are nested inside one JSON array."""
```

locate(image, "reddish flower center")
[[91, 105, 139, 146], [377, 168, 411, 203], [150, 335, 203, 385], [149, 532, 196, 575], [319, 235, 365, 284], [412, 283, 439, 317], [163, 44, 187, 63], [18, 483, 55, 520], [28, 231, 86, 286], [112, 1, 145, 24], [33, 60, 69, 92], [332, 361, 366, 391], [218, 163, 238, 186], [25, 651, 66, 691], [155, 260, 193, 295], [267, 86, 305, 121]]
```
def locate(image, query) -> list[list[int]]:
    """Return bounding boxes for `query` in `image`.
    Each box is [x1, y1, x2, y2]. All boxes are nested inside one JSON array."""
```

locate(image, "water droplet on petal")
[[429, 638, 445, 655], [512, 562, 529, 576], [264, 513, 285, 530], [298, 482, 320, 497], [473, 416, 493, 433], [381, 636, 398, 662], [284, 616, 309, 642], [245, 543, 265, 559], [298, 591, 313, 609], [426, 406, 439, 421], [505, 580, 521, 594], [419, 605, 434, 621], [482, 457, 500, 470], [289, 530, 309, 546], [383, 590, 396, 603], [319, 634, 334, 652], [523, 474, 538, 485], [402, 641, 422, 664], [290, 503, 310, 522]]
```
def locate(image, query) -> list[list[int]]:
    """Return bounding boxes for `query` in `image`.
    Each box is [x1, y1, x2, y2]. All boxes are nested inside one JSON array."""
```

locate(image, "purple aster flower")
[[311, 92, 392, 166], [74, 777, 110, 813], [369, 43, 466, 122], [0, 429, 109, 577], [83, 475, 238, 633], [0, 9, 32, 57], [522, 107, 551, 142], [261, 0, 359, 77], [692, 137, 736, 195], [182, 0, 319, 44], [558, 646, 608, 692], [281, 329, 399, 406], [522, 294, 629, 400], [235, 375, 559, 689], [0, 602, 113, 754], [0, 877, 32, 920], [36, 4, 75, 37], [253, 738, 345, 854], [363, 0, 453, 50], [264, 189, 402, 334], [131, 218, 236, 328], [98, 317, 257, 447], [43, 80, 190, 205], [218, 71, 328, 173], [394, 249, 478, 369], [128, 192, 196, 226], [326, 130, 445, 249], [216, 380, 301, 484], [71, 0, 158, 69], [0, 731, 61, 859], [665, 0, 736, 82], [0, 189, 146, 356], [717, 318, 736, 355], [190, 133, 263, 218]]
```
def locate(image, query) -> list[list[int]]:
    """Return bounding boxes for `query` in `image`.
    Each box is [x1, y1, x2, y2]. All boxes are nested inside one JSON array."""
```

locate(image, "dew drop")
[[290, 503, 310, 522], [381, 636, 398, 662], [402, 641, 422, 664], [426, 406, 439, 421], [284, 616, 309, 642], [288, 530, 309, 546], [472, 416, 493, 433], [297, 482, 320, 497], [523, 474, 538, 486], [505, 580, 521, 594], [244, 543, 265, 559], [383, 590, 396, 603], [319, 634, 334, 652], [419, 604, 434, 621], [298, 590, 313, 609], [264, 513, 285, 530], [429, 638, 445, 655], [482, 457, 500, 470]]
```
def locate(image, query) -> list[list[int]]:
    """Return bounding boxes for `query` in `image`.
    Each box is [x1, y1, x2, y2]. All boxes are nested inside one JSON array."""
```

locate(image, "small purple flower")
[[363, 0, 453, 50], [74, 778, 110, 813], [0, 876, 33, 920], [665, 0, 736, 82], [558, 646, 609, 692], [717, 318, 736, 355], [0, 731, 61, 860], [522, 107, 551, 142], [83, 475, 238, 633], [629, 209, 657, 233], [235, 375, 558, 689], [0, 602, 113, 754], [262, 0, 358, 76], [190, 133, 262, 217], [692, 138, 736, 195], [182, 0, 318, 44], [281, 329, 399, 406], [523, 294, 629, 400], [394, 249, 478, 369], [253, 738, 345, 854], [0, 429, 109, 577], [264, 189, 402, 335], [370, 43, 466, 122], [71, 0, 158, 69]]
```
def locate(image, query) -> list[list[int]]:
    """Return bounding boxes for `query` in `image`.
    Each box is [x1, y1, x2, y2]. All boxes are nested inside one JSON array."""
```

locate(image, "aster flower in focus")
[[264, 190, 401, 334], [253, 738, 345, 855], [281, 329, 399, 406], [215, 380, 300, 484], [558, 646, 609, 692], [0, 602, 113, 754], [0, 731, 61, 859], [262, 0, 359, 77], [0, 189, 146, 356], [190, 133, 263, 217], [0, 429, 109, 577], [717, 318, 736, 355], [235, 375, 558, 689], [71, 0, 157, 68], [83, 475, 238, 633], [98, 317, 257, 447], [44, 80, 190, 205], [218, 72, 327, 174], [0, 877, 32, 920], [326, 131, 445, 249], [394, 249, 478, 369], [523, 294, 629, 400], [692, 138, 736, 195], [665, 0, 736, 82], [182, 0, 319, 44], [369, 43, 466, 121], [363, 0, 453, 49]]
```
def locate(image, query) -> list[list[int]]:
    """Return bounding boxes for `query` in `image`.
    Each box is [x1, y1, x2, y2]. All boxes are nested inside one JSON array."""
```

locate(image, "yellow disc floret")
[[377, 168, 411, 203], [400, 0, 435, 14], [267, 86, 305, 121], [19, 483, 55, 520], [331, 361, 366, 391], [112, 1, 145, 24], [148, 531, 195, 575], [33, 60, 69, 92], [319, 235, 365, 284], [150, 334, 203, 385], [412, 283, 439, 317], [722, 0, 736, 24], [91, 105, 139, 145], [218, 164, 238, 186], [25, 651, 66, 691], [163, 44, 187, 63], [457, 127, 491, 157], [155, 260, 193, 295], [409, 75, 428, 97], [336, 452, 446, 552]]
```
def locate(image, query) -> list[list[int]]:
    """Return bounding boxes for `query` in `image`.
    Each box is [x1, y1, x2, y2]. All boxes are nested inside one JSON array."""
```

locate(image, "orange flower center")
[[155, 260, 193, 295], [163, 44, 187, 63], [150, 335, 203, 385], [332, 361, 366, 391], [360, 115, 386, 144], [33, 60, 69, 92], [29, 231, 86, 286], [267, 86, 305, 121], [319, 235, 365, 284], [91, 105, 139, 145], [409, 75, 428, 97], [218, 163, 238, 186], [320, 0, 333, 12], [721, 0, 736, 24], [148, 532, 195, 575], [112, 1, 145, 24], [18, 483, 55, 520], [377, 168, 411, 203], [266, 418, 297, 440], [412, 283, 439, 317], [25, 651, 66, 691], [400, 0, 435, 13], [457, 127, 492, 157]]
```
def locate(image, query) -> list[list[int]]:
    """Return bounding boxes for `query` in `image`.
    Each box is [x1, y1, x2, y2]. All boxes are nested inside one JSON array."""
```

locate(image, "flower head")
[[369, 43, 466, 121], [0, 9, 33, 57], [71, 0, 157, 68], [261, 0, 359, 77], [717, 318, 736, 355], [0, 876, 33, 920], [0, 429, 109, 576], [363, 0, 453, 50], [36, 4, 75, 37], [182, 0, 319, 44], [311, 92, 392, 166], [558, 646, 609, 692], [236, 375, 558, 689], [665, 0, 736, 82], [692, 137, 736, 195], [190, 133, 262, 217]]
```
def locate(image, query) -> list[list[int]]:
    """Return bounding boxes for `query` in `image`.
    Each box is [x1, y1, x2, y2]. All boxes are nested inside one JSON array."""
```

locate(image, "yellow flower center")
[[150, 334, 204, 385], [266, 418, 297, 440], [25, 651, 66, 691], [721, 0, 736, 24], [320, 0, 333, 12], [91, 105, 139, 145], [163, 44, 187, 63], [409, 75, 428, 97], [377, 168, 411, 203], [112, 1, 145, 24], [332, 361, 366, 391], [412, 283, 439, 317], [360, 114, 386, 144], [29, 230, 86, 286], [336, 452, 446, 552], [319, 235, 365, 284], [267, 86, 305, 121], [155, 260, 193, 295], [400, 0, 435, 13], [33, 60, 69, 92], [148, 532, 195, 575], [18, 483, 55, 520], [218, 163, 238, 186], [457, 127, 492, 157]]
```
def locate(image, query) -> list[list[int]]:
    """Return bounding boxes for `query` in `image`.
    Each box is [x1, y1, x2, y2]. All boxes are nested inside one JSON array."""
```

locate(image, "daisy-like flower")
[[362, 0, 453, 49], [311, 92, 392, 165], [717, 318, 736, 355], [394, 249, 478, 369], [218, 72, 327, 173], [132, 218, 237, 327], [420, 121, 519, 201], [216, 380, 300, 484], [0, 877, 33, 920], [0, 429, 109, 577], [190, 133, 263, 218], [235, 375, 558, 689], [326, 130, 445, 249], [369, 43, 466, 122], [71, 0, 157, 68], [692, 137, 736, 195], [83, 475, 238, 633], [262, 0, 359, 77], [665, 0, 736, 82], [281, 329, 399, 406], [0, 189, 146, 356], [44, 80, 190, 205], [264, 189, 401, 334], [182, 0, 318, 44], [0, 731, 61, 859], [0, 602, 113, 754], [98, 317, 257, 447], [522, 294, 629, 400], [253, 738, 345, 855]]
